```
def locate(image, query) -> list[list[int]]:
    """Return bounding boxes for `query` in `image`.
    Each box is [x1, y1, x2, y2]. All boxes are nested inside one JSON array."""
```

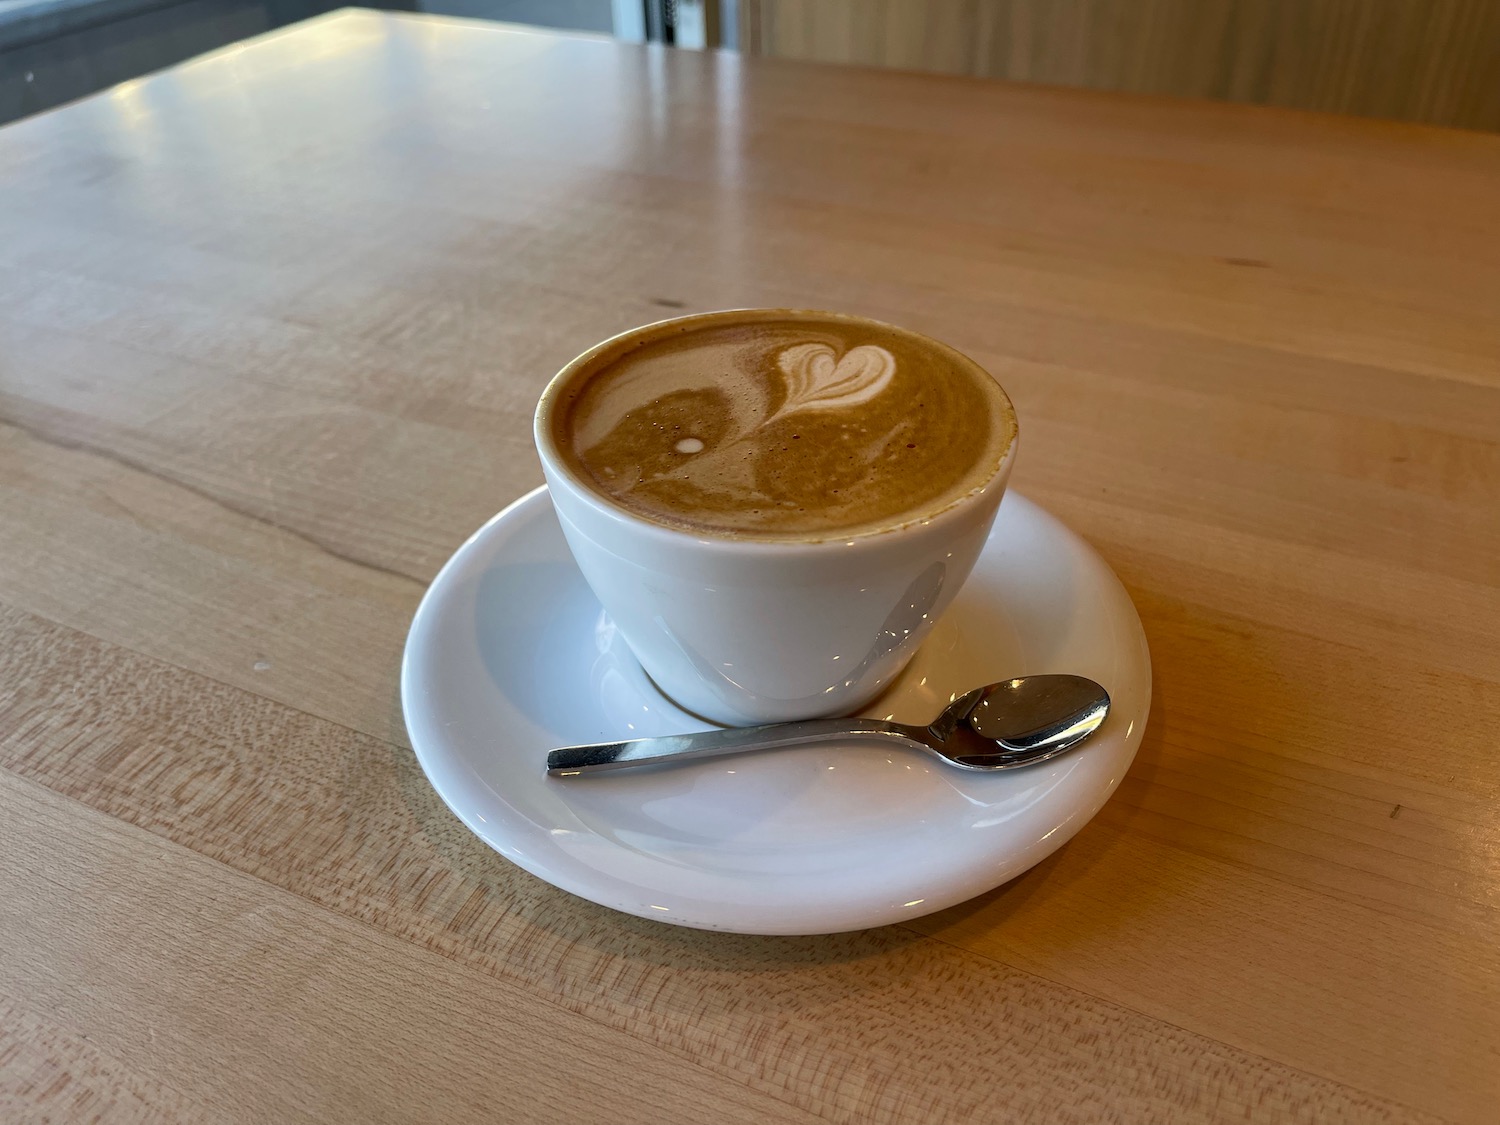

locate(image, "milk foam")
[[552, 314, 1015, 540]]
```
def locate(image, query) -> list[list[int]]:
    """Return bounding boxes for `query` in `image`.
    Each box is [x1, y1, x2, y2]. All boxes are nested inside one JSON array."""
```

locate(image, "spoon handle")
[[546, 718, 913, 775]]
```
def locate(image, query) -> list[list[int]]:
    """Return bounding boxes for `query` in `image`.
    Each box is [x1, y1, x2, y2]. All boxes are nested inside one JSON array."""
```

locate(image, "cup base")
[[632, 648, 910, 729]]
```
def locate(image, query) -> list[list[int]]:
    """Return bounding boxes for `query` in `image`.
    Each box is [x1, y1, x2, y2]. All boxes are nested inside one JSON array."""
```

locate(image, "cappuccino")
[[548, 311, 1015, 540]]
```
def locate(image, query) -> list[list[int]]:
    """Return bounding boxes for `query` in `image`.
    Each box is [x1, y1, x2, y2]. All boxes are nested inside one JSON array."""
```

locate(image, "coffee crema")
[[547, 311, 1016, 540]]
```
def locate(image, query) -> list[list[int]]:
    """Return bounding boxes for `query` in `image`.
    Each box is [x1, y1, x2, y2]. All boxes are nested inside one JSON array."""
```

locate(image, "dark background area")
[[0, 0, 622, 126]]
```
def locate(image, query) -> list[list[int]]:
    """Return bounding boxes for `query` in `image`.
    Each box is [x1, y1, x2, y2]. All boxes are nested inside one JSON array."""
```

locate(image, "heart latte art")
[[771, 342, 896, 421], [550, 312, 1016, 540]]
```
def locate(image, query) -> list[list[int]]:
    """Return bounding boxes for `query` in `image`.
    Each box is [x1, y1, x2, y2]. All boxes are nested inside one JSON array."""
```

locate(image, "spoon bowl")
[[546, 674, 1110, 776]]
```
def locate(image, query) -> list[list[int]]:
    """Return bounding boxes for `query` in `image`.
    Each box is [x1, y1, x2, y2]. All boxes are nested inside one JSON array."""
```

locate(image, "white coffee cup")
[[534, 310, 1017, 726]]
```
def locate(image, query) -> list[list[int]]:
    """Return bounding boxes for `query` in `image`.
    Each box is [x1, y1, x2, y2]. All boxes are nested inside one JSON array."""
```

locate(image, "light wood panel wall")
[[739, 0, 1500, 131]]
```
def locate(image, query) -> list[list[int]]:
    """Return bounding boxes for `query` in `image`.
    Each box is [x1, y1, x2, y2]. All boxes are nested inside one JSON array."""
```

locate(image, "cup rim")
[[533, 307, 1018, 552]]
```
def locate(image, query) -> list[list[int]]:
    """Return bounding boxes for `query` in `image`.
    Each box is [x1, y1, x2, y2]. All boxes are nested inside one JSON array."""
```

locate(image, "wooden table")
[[2, 9, 1496, 1122]]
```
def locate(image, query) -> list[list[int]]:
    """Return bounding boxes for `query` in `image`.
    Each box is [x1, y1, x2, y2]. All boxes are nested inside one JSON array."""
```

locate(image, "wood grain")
[[1, 10, 1498, 1123], [0, 998, 229, 1125], [0, 606, 1455, 1124], [740, 0, 1500, 131], [0, 771, 825, 1125]]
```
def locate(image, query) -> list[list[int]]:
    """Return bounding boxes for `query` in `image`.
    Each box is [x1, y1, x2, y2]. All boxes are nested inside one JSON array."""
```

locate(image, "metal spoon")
[[546, 674, 1109, 776]]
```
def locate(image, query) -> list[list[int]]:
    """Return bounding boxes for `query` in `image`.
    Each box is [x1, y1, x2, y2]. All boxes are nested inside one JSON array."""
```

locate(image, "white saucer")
[[402, 486, 1150, 935]]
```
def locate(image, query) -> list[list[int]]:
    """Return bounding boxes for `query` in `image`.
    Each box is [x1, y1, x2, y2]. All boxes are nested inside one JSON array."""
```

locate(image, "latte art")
[[549, 311, 1016, 540], [771, 342, 896, 421]]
